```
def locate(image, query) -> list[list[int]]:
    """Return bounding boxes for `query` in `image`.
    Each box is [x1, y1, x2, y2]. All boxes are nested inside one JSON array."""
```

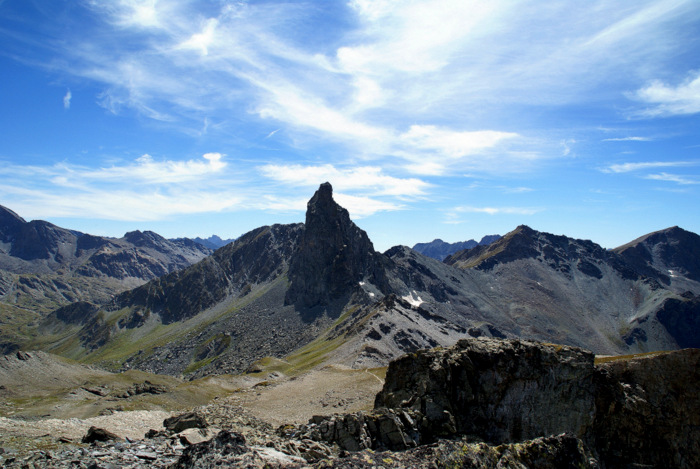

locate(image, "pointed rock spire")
[[285, 182, 388, 308]]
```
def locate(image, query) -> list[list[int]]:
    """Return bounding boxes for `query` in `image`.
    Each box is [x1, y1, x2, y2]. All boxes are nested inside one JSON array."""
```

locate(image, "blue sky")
[[1, 0, 699, 252]]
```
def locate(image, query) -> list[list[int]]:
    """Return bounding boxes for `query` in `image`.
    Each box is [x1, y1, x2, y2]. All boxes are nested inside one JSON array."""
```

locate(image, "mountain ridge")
[[7, 185, 700, 377]]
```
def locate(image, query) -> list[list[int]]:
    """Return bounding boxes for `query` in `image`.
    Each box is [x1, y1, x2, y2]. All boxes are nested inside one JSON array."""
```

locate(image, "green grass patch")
[[183, 356, 215, 374]]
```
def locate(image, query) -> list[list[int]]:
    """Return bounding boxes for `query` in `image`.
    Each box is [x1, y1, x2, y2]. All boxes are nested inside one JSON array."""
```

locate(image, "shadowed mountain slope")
[[613, 226, 700, 285], [443, 225, 700, 352]]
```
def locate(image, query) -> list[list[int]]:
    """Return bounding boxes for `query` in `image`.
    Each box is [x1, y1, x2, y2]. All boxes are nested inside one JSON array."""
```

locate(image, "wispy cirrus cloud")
[[453, 206, 542, 216], [2, 0, 699, 242], [602, 136, 653, 142], [62, 89, 71, 109], [258, 163, 434, 218], [0, 153, 237, 221], [645, 172, 698, 184], [259, 163, 430, 197], [602, 161, 696, 173], [27, 0, 696, 178]]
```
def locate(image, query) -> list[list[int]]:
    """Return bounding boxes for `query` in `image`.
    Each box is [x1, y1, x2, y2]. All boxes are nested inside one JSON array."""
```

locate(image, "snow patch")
[[402, 290, 423, 307]]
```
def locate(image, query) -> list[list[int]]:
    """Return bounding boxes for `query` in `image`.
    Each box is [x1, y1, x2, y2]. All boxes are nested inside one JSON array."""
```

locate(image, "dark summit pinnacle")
[[285, 182, 389, 308]]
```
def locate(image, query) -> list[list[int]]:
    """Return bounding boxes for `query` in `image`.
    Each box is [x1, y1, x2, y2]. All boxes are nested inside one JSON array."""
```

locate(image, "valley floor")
[[0, 362, 384, 462]]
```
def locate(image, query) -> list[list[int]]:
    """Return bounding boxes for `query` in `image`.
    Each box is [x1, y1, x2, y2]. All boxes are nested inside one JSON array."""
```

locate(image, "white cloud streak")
[[453, 206, 542, 216], [602, 136, 652, 142], [260, 163, 429, 197], [633, 70, 700, 117], [258, 163, 432, 217], [0, 153, 236, 221], [80, 153, 227, 184], [645, 172, 698, 184], [603, 161, 696, 173]]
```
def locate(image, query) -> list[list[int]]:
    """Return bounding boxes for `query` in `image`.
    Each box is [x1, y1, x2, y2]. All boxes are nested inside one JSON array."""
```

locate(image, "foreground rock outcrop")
[[375, 338, 596, 444], [303, 338, 700, 468], [593, 349, 700, 468]]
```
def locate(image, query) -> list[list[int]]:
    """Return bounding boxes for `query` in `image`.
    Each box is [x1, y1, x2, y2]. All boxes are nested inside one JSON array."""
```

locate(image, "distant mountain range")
[[0, 204, 212, 353], [172, 235, 235, 251], [5, 183, 695, 379], [412, 235, 501, 260]]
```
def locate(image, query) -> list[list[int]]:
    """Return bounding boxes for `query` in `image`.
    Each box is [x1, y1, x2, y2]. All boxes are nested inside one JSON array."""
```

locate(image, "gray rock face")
[[0, 205, 26, 243], [375, 338, 596, 444], [442, 433, 597, 469], [593, 348, 700, 469], [613, 225, 700, 283], [285, 182, 389, 308], [305, 409, 423, 451], [114, 223, 303, 325]]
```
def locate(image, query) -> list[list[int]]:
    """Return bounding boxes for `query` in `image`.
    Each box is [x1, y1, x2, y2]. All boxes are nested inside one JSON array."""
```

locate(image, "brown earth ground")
[[0, 352, 384, 455]]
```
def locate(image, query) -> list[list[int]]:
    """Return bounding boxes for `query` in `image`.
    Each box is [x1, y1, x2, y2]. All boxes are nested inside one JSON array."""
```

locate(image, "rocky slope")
[[443, 224, 700, 353], [412, 234, 500, 261]]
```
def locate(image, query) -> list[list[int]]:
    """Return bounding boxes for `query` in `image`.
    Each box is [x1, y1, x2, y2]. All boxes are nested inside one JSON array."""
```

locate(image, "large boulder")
[[164, 412, 208, 434], [305, 408, 422, 451], [82, 426, 121, 443]]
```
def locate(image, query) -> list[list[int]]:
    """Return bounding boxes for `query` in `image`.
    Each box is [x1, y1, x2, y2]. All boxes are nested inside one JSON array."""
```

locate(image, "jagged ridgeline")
[[17, 183, 700, 376]]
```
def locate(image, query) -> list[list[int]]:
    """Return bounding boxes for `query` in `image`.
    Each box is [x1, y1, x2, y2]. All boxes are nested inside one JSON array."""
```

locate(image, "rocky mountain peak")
[[285, 182, 388, 308], [0, 205, 27, 230], [445, 225, 540, 269], [613, 225, 700, 282], [0, 204, 26, 241], [124, 230, 166, 247], [303, 182, 348, 234]]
